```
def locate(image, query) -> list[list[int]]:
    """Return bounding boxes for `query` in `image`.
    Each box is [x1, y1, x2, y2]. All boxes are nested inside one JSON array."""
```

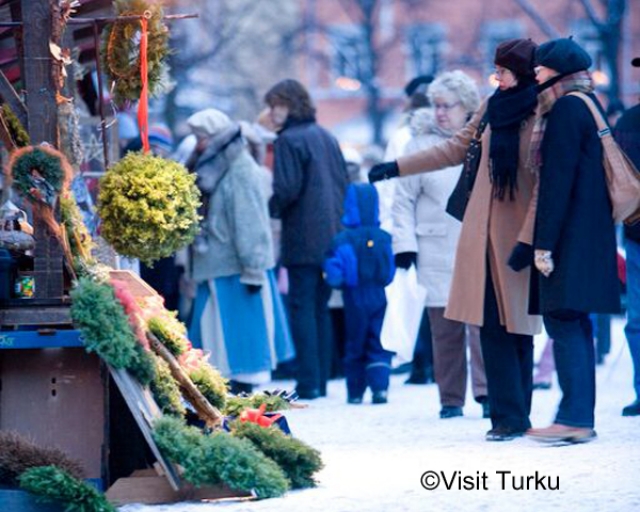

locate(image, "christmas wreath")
[[102, 0, 170, 105], [97, 151, 200, 265]]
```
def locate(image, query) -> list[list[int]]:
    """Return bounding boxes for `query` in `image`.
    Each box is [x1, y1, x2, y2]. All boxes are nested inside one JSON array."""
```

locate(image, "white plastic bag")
[[381, 266, 427, 363]]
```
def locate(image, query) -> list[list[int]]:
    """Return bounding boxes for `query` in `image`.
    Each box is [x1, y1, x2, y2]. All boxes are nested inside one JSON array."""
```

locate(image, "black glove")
[[395, 252, 417, 270], [507, 242, 534, 272], [368, 161, 399, 183], [245, 284, 262, 294]]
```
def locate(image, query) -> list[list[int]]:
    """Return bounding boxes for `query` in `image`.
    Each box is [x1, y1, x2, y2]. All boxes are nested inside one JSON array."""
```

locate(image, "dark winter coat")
[[324, 184, 395, 291], [614, 104, 640, 243], [269, 118, 349, 267], [532, 94, 620, 314]]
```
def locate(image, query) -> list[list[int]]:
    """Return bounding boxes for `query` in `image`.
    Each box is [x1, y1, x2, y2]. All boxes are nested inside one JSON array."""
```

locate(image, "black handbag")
[[445, 113, 489, 221]]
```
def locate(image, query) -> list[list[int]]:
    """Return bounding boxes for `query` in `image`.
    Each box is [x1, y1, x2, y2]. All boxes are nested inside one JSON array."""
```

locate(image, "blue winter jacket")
[[324, 184, 395, 289]]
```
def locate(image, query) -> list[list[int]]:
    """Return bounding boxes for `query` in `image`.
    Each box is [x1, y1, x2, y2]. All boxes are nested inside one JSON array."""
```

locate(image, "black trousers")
[[411, 309, 434, 373], [479, 267, 533, 431], [288, 265, 333, 395]]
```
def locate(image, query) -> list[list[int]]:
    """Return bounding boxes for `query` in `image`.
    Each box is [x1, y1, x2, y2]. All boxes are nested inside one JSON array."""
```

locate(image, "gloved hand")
[[246, 284, 262, 294], [368, 161, 400, 183], [395, 252, 417, 270], [507, 242, 534, 272], [534, 249, 554, 278]]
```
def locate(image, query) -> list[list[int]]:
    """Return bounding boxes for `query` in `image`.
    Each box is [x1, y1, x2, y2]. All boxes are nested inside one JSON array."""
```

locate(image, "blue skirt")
[[189, 271, 294, 383]]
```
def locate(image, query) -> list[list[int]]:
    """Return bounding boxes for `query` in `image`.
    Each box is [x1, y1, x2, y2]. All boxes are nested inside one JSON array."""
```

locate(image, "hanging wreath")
[[102, 0, 170, 105], [97, 151, 200, 265], [7, 145, 71, 206]]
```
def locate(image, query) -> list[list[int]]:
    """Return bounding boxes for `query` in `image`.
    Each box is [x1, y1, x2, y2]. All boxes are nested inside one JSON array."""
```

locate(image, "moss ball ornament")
[[97, 152, 200, 265]]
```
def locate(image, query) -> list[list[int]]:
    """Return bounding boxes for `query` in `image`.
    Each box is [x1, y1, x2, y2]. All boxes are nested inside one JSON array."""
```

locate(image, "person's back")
[[272, 120, 348, 266], [324, 184, 395, 404]]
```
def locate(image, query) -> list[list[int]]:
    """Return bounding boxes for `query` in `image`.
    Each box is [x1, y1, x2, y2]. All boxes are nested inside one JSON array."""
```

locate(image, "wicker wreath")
[[102, 0, 170, 105]]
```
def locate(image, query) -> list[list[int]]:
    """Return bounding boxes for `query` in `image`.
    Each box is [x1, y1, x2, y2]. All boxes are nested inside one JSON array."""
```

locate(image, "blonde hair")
[[428, 70, 481, 115]]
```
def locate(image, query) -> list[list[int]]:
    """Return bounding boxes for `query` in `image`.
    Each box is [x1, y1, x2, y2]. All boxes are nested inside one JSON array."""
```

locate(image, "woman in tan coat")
[[370, 39, 542, 441]]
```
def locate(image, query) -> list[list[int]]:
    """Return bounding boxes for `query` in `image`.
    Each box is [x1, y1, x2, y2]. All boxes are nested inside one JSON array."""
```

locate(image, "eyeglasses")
[[433, 101, 461, 112]]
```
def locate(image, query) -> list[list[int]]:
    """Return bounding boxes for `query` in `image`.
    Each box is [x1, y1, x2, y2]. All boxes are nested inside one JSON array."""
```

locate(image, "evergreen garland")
[[153, 417, 289, 499], [102, 0, 170, 105], [230, 421, 323, 490], [129, 342, 156, 386], [150, 356, 186, 417], [1, 104, 30, 147], [147, 314, 188, 356], [70, 277, 139, 370], [0, 432, 85, 487], [60, 195, 94, 264], [97, 152, 200, 265], [19, 466, 116, 512], [188, 363, 228, 411], [223, 394, 290, 418]]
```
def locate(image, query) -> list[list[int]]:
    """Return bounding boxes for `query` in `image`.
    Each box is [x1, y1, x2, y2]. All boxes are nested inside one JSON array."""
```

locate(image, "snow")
[[120, 318, 640, 512]]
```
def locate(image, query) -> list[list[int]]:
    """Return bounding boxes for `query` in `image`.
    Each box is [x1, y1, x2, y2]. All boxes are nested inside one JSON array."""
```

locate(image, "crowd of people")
[[134, 36, 640, 446]]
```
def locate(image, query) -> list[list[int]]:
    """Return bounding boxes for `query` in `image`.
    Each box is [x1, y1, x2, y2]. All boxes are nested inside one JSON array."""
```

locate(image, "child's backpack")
[[343, 226, 394, 288]]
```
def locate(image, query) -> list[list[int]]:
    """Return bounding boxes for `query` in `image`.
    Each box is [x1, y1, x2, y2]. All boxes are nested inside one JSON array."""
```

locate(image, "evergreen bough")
[[98, 152, 200, 265], [19, 466, 116, 512], [189, 363, 228, 411], [148, 314, 188, 356], [223, 394, 290, 418], [70, 277, 139, 369], [153, 417, 289, 499], [231, 421, 323, 489], [150, 356, 186, 417]]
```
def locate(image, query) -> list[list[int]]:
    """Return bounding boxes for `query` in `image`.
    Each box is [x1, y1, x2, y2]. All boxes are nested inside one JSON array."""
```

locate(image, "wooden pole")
[[147, 332, 224, 428]]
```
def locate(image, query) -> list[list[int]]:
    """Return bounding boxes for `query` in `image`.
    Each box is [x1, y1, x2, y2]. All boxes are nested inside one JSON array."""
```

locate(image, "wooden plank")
[[106, 474, 251, 506], [0, 329, 82, 350], [0, 348, 106, 480], [108, 367, 181, 491], [0, 68, 28, 127]]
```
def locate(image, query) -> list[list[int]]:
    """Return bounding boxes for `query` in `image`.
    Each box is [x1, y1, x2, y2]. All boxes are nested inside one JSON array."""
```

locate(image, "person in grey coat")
[[265, 79, 349, 399]]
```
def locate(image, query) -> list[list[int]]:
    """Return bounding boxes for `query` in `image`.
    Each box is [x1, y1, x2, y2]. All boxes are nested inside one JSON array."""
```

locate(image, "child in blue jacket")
[[324, 183, 396, 404]]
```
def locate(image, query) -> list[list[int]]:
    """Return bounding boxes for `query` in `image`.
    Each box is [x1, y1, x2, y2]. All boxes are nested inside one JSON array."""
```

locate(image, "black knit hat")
[[494, 39, 538, 78], [633, 57, 640, 67], [404, 75, 434, 97], [535, 37, 592, 75]]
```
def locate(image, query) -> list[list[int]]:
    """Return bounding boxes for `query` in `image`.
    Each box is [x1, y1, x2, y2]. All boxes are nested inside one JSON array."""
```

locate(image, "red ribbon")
[[239, 403, 282, 428], [137, 15, 150, 154]]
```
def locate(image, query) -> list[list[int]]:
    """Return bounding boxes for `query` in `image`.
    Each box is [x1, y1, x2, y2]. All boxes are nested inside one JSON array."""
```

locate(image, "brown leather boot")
[[526, 423, 597, 444]]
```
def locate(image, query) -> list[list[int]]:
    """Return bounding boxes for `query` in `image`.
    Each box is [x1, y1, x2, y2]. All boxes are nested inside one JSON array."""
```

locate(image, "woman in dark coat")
[[527, 38, 620, 444]]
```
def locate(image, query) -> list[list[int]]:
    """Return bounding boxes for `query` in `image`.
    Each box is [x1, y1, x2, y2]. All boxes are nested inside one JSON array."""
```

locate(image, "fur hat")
[[494, 39, 538, 78], [535, 37, 592, 75], [187, 109, 232, 139]]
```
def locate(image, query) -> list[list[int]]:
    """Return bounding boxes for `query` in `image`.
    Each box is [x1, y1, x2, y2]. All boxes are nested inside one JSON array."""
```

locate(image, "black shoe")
[[485, 426, 526, 442], [347, 396, 363, 405], [475, 396, 490, 419], [296, 388, 321, 400], [622, 400, 640, 416], [533, 381, 552, 390], [439, 406, 463, 419], [229, 380, 254, 395], [372, 390, 388, 404]]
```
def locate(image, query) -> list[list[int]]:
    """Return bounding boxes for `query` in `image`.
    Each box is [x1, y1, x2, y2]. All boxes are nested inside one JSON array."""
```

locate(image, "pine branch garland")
[[231, 421, 323, 489], [150, 356, 186, 417], [19, 466, 115, 512], [223, 394, 290, 418]]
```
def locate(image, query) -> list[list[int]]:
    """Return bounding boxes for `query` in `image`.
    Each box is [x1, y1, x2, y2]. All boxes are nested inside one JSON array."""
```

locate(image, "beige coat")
[[397, 101, 542, 336]]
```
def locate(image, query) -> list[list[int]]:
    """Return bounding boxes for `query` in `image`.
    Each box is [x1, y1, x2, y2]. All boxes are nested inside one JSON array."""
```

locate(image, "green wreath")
[[8, 146, 69, 206], [102, 0, 170, 105]]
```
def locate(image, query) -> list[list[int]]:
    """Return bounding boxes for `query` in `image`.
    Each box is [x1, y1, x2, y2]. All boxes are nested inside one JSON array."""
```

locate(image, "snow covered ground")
[[121, 319, 640, 512]]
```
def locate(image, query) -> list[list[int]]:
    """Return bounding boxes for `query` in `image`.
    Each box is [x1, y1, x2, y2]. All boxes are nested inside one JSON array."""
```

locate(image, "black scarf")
[[487, 82, 538, 200]]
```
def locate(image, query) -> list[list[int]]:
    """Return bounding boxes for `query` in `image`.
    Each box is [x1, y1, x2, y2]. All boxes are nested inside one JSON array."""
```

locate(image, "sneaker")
[[485, 426, 526, 442], [526, 424, 597, 444], [622, 400, 640, 417], [371, 390, 388, 404], [439, 406, 463, 419]]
